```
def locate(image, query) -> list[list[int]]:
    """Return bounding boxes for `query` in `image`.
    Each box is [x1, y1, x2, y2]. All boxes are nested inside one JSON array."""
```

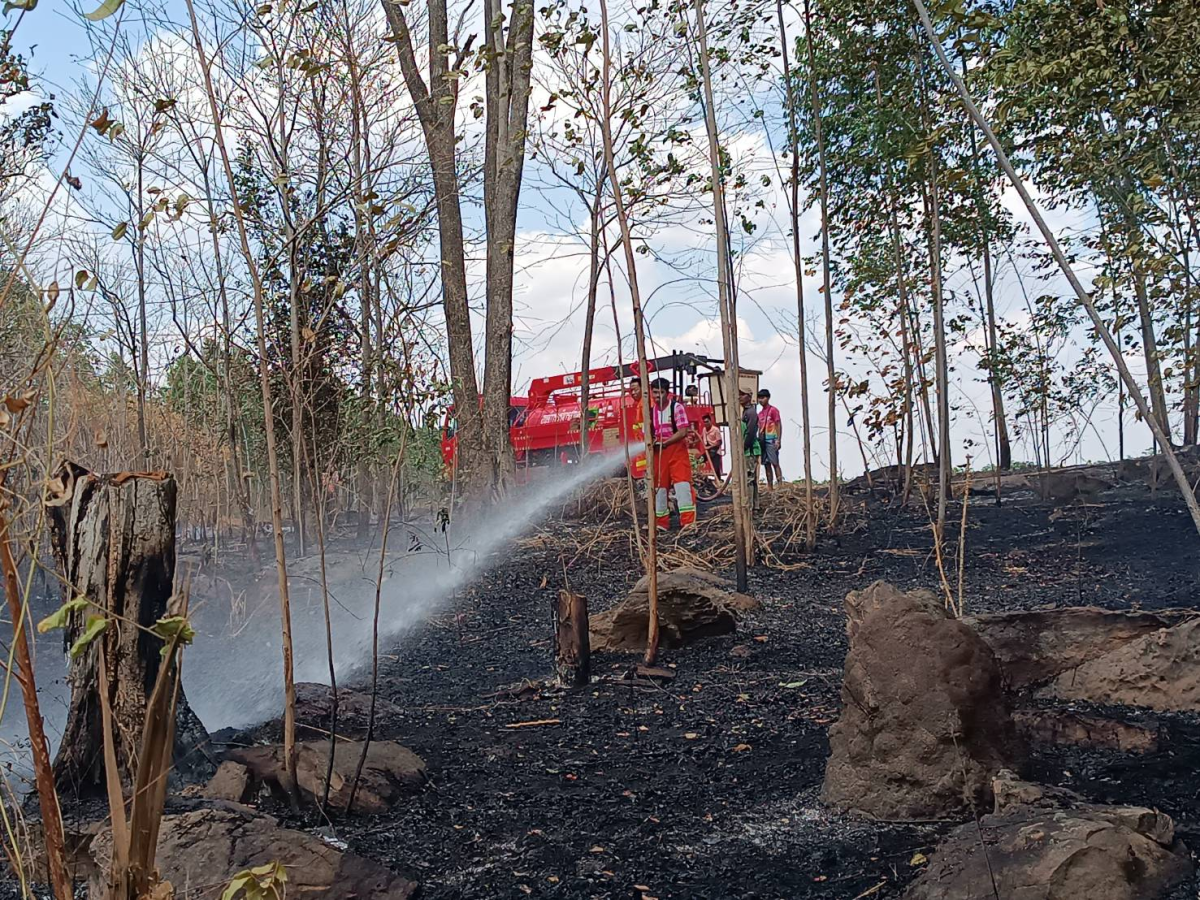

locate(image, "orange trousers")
[[653, 441, 696, 528]]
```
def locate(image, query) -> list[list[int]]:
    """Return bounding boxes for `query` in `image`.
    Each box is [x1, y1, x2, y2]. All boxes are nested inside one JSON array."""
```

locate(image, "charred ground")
[[215, 482, 1200, 900]]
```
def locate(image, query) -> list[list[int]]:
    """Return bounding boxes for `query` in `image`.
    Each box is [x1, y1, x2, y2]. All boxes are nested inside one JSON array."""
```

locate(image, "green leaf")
[[151, 615, 195, 655], [220, 873, 255, 900], [249, 861, 286, 881], [68, 615, 108, 659], [111, 221, 127, 240], [37, 598, 89, 634], [222, 860, 287, 900], [83, 0, 123, 22]]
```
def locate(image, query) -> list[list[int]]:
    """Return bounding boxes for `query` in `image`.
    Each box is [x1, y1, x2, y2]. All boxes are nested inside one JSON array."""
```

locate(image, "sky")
[[2, 0, 1162, 483]]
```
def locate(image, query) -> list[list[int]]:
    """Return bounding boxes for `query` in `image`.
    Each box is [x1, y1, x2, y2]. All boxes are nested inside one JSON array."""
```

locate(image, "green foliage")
[[82, 0, 126, 21], [37, 598, 89, 634], [0, 37, 53, 190], [220, 861, 287, 900], [150, 615, 195, 655], [68, 615, 108, 659]]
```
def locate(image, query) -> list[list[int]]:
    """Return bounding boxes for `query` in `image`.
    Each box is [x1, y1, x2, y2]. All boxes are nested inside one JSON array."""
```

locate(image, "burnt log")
[[46, 463, 213, 797], [553, 590, 590, 688]]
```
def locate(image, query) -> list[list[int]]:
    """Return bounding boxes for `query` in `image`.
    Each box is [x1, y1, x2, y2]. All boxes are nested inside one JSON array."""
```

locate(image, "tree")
[[383, 0, 536, 499], [984, 0, 1200, 447], [774, 0, 816, 548]]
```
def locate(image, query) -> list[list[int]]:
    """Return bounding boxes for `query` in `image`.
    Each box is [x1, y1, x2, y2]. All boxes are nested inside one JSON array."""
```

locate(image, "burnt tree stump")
[[554, 590, 590, 688], [46, 463, 213, 797]]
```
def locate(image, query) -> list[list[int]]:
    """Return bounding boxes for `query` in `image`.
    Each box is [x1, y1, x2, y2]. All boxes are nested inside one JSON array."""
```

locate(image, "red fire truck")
[[440, 352, 757, 497]]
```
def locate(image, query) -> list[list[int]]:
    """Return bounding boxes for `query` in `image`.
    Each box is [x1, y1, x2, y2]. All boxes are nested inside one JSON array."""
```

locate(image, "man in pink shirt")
[[757, 388, 783, 489], [649, 378, 696, 528]]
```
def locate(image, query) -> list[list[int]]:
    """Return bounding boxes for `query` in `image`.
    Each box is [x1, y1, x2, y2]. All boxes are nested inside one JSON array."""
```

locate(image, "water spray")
[[183, 445, 644, 729]]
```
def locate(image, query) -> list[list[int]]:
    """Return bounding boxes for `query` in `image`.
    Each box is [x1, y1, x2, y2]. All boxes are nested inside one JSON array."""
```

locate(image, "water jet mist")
[[183, 445, 644, 730]]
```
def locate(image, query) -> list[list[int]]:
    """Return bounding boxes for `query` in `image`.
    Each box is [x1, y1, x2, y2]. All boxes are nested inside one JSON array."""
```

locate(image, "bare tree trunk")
[[604, 246, 646, 557], [981, 238, 1011, 470], [695, 0, 752, 586], [599, 0, 659, 663], [45, 465, 211, 795], [1131, 261, 1172, 444], [957, 41, 1011, 473], [874, 62, 918, 502], [381, 0, 486, 496], [776, 0, 815, 550], [579, 193, 604, 456], [135, 153, 150, 466], [553, 590, 590, 688], [916, 43, 951, 543], [288, 259, 307, 557], [803, 0, 838, 521], [911, 0, 1200, 537], [346, 36, 376, 539], [0, 496, 71, 900], [200, 164, 257, 560], [928, 172, 951, 543], [480, 0, 536, 494], [1185, 246, 1197, 446], [185, 0, 300, 792]]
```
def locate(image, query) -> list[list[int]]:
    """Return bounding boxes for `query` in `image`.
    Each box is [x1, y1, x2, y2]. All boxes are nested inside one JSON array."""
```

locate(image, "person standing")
[[624, 377, 648, 481], [739, 389, 761, 509], [757, 388, 783, 489], [650, 377, 696, 529], [701, 413, 724, 478]]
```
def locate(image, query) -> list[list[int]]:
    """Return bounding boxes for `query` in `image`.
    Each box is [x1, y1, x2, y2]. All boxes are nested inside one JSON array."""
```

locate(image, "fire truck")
[[439, 352, 760, 497]]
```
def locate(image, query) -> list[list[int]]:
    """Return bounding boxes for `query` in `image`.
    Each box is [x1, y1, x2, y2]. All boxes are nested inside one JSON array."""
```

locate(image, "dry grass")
[[560, 477, 636, 524], [526, 479, 866, 574]]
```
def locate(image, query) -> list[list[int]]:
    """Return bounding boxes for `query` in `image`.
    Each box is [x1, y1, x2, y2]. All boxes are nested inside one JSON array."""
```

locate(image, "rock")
[[1117, 457, 1156, 484], [990, 768, 1083, 812], [1038, 471, 1112, 503], [821, 581, 1023, 820], [629, 566, 761, 613], [88, 806, 416, 899], [844, 462, 938, 497], [203, 760, 256, 803], [968, 607, 1190, 690], [590, 567, 759, 653], [1042, 617, 1200, 712], [1119, 450, 1200, 491], [23, 816, 103, 885], [907, 775, 1193, 900], [294, 682, 404, 738], [230, 739, 426, 814], [1014, 709, 1159, 754]]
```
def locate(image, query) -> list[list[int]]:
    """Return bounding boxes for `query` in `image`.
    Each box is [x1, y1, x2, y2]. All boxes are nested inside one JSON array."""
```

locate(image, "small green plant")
[[221, 861, 288, 900]]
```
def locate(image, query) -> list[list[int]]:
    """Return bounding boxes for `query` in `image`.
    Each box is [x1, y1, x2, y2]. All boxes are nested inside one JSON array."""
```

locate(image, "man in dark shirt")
[[739, 390, 761, 507]]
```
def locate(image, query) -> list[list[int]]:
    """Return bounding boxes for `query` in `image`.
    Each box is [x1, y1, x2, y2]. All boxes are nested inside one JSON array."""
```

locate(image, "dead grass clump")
[[561, 477, 635, 524], [527, 480, 868, 573]]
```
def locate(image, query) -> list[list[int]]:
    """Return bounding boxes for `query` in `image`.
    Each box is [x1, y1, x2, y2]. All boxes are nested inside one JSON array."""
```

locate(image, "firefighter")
[[649, 377, 696, 529], [625, 377, 648, 480]]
